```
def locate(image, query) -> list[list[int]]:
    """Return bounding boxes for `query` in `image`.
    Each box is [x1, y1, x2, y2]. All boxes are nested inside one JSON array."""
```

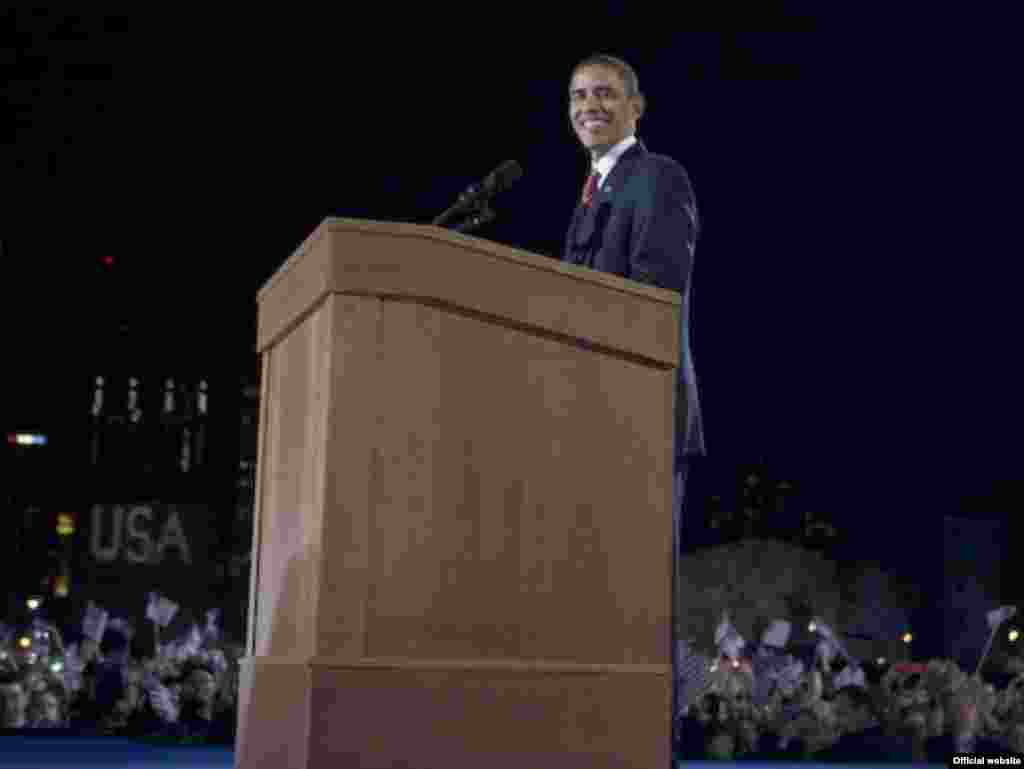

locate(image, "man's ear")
[[634, 92, 646, 121]]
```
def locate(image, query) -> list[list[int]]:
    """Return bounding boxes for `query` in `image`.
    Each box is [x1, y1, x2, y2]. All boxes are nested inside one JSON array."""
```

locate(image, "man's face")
[[568, 65, 641, 157], [40, 693, 61, 723], [1, 685, 28, 725], [24, 671, 41, 691], [1009, 724, 1024, 754], [81, 639, 99, 663], [190, 670, 217, 704], [117, 678, 141, 715]]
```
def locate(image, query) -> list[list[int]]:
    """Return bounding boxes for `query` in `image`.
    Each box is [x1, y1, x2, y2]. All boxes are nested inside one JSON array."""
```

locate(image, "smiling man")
[[563, 53, 706, 766]]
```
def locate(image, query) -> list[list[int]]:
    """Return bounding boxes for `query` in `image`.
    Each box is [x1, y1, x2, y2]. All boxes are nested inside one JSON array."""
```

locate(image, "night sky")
[[3, 8, 1020, 548]]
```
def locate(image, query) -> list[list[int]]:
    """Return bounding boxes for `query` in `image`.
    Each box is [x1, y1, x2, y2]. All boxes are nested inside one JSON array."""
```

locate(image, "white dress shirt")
[[592, 135, 638, 190]]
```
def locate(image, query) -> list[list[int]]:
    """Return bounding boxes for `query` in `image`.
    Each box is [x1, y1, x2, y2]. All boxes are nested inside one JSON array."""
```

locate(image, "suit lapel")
[[564, 203, 586, 262], [573, 140, 647, 248]]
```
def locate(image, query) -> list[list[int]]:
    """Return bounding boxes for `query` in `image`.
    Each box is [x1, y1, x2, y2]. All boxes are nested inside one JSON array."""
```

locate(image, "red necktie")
[[581, 170, 599, 208]]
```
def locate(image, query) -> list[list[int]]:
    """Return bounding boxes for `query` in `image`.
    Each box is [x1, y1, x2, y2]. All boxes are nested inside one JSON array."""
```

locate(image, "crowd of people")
[[0, 600, 240, 745], [3, 598, 1023, 761], [675, 612, 1024, 761]]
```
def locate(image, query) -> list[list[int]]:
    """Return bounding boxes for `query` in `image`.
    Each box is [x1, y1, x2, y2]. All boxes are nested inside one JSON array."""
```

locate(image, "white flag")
[[816, 638, 836, 667], [146, 593, 179, 628], [182, 624, 203, 657], [148, 683, 180, 723], [721, 632, 745, 662], [987, 605, 1017, 630], [811, 618, 836, 640], [204, 608, 221, 641], [714, 610, 746, 661], [208, 649, 228, 673], [107, 617, 135, 640], [62, 643, 86, 693], [158, 597, 179, 628], [753, 649, 790, 705], [714, 611, 732, 646], [676, 640, 714, 710], [811, 617, 855, 666], [772, 658, 805, 696], [762, 619, 791, 648], [30, 618, 52, 654], [834, 665, 866, 689], [146, 593, 160, 623], [82, 601, 109, 643]]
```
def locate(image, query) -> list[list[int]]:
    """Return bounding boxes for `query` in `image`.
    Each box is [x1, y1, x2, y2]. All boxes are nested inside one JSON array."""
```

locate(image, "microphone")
[[432, 160, 523, 227], [476, 159, 523, 200]]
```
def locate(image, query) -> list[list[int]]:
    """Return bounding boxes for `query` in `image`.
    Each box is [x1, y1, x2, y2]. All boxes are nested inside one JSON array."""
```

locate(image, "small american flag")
[[676, 641, 714, 711], [987, 605, 1017, 630], [145, 592, 179, 628], [83, 601, 109, 643]]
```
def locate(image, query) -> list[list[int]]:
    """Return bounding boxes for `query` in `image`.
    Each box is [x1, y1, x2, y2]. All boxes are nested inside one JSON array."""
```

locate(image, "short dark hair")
[[181, 659, 217, 681], [571, 53, 642, 100]]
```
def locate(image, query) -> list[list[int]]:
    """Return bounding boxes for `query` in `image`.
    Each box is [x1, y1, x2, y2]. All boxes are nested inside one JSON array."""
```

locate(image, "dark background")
[[2, 7, 1020, 648]]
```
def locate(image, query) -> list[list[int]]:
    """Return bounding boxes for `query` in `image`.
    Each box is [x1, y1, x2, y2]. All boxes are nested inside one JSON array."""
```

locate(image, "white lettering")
[[124, 505, 154, 563], [90, 504, 121, 562], [89, 505, 192, 565], [155, 510, 192, 565]]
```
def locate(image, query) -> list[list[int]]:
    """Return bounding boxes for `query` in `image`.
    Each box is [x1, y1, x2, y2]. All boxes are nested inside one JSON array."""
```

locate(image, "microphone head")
[[485, 160, 523, 194]]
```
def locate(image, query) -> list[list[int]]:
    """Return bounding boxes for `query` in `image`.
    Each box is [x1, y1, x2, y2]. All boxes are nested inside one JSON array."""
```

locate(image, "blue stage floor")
[[0, 736, 232, 769]]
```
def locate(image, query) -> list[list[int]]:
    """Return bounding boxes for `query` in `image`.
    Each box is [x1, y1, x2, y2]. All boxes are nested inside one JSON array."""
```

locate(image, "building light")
[[902, 632, 913, 644], [1009, 628, 1020, 643], [7, 432, 47, 446], [181, 427, 192, 472], [128, 377, 141, 422], [92, 376, 105, 417], [164, 379, 176, 413], [18, 636, 31, 649], [26, 597, 42, 611], [53, 574, 70, 597], [57, 513, 76, 537]]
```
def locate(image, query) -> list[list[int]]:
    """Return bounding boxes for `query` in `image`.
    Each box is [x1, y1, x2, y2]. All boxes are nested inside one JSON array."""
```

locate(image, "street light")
[[26, 596, 42, 611], [53, 574, 70, 597], [1010, 629, 1020, 643]]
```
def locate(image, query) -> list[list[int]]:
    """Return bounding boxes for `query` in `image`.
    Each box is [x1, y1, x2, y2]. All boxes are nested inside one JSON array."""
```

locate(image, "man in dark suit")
[[562, 53, 706, 765]]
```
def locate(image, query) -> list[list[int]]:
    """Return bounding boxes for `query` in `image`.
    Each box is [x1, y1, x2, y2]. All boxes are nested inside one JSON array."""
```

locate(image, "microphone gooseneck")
[[432, 160, 523, 228]]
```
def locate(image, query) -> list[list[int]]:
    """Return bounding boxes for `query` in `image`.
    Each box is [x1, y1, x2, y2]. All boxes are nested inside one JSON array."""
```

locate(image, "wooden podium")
[[236, 218, 682, 768]]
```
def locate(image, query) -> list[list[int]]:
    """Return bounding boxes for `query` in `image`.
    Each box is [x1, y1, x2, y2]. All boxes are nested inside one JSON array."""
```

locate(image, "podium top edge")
[[256, 216, 681, 306]]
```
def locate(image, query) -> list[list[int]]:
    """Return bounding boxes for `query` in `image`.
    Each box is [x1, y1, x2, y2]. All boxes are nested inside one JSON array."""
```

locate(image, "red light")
[[102, 256, 114, 267]]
